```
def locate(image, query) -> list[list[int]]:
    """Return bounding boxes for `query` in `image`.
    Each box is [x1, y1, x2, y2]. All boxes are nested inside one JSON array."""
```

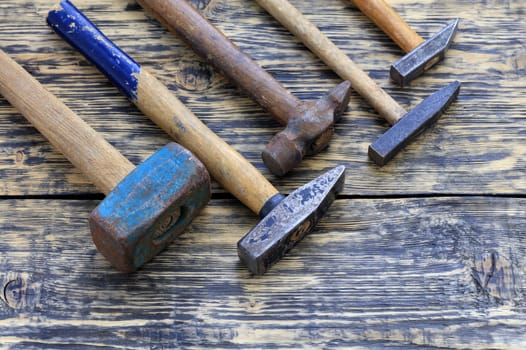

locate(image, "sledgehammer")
[[254, 0, 460, 166], [351, 0, 459, 86], [47, 0, 346, 275], [0, 48, 211, 272]]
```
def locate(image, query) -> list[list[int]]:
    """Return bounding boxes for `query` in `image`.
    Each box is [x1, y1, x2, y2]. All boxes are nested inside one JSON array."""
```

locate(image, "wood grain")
[[255, 0, 408, 125], [0, 0, 525, 196], [0, 49, 134, 195], [135, 69, 279, 214], [1, 0, 526, 348], [1, 197, 525, 348], [352, 0, 425, 53]]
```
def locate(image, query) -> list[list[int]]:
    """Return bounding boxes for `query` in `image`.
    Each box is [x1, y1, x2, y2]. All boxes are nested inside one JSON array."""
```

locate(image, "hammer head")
[[369, 80, 460, 166], [89, 142, 211, 272], [391, 19, 459, 86], [262, 81, 352, 176], [237, 165, 345, 275]]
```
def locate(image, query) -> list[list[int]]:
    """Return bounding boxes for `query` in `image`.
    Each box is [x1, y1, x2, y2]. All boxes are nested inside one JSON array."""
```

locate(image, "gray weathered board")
[[2, 198, 526, 349], [1, 0, 525, 348]]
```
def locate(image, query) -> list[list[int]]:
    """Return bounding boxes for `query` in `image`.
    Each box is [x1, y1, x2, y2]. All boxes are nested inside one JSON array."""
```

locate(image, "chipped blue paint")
[[47, 1, 141, 100], [89, 143, 211, 272]]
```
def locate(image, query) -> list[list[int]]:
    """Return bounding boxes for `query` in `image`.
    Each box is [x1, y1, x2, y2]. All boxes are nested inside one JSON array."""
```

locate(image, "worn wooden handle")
[[135, 69, 279, 214], [255, 0, 407, 124], [47, 0, 279, 214], [0, 49, 134, 194], [352, 0, 424, 53], [137, 0, 300, 126]]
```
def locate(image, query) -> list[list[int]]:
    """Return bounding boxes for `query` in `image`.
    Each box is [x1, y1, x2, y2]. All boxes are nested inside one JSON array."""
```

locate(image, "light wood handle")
[[135, 69, 279, 214], [0, 49, 134, 194], [352, 0, 424, 53], [255, 0, 407, 125]]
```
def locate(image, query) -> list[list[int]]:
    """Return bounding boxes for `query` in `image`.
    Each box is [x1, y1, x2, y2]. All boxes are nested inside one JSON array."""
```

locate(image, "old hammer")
[[351, 0, 459, 86], [254, 0, 460, 166], [47, 0, 346, 275], [135, 0, 352, 176], [0, 48, 211, 273]]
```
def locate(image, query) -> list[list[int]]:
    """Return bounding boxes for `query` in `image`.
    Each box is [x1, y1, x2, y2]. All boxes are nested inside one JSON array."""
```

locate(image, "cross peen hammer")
[[254, 0, 460, 166], [0, 48, 211, 272], [135, 0, 352, 177], [351, 0, 459, 86], [47, 0, 346, 275]]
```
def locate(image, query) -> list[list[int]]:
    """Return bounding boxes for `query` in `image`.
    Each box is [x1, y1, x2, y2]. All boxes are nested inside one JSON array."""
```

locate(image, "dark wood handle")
[[47, 0, 280, 214], [0, 49, 134, 195], [138, 0, 301, 126], [352, 0, 424, 53]]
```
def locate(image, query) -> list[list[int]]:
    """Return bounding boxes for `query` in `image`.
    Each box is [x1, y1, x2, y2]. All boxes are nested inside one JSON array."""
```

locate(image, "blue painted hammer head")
[[89, 142, 211, 272]]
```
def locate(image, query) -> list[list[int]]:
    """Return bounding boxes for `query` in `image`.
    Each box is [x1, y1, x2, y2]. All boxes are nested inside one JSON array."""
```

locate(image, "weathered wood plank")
[[1, 1, 525, 349], [0, 197, 525, 348], [0, 0, 525, 196]]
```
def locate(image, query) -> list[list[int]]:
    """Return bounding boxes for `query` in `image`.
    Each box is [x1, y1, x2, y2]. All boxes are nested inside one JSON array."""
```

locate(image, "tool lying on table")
[[135, 0, 352, 177], [351, 0, 459, 86], [0, 48, 210, 273], [253, 0, 460, 166], [48, 0, 346, 275]]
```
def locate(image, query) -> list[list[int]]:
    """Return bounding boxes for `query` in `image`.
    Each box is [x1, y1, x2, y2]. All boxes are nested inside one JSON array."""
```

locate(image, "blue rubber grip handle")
[[47, 0, 141, 100]]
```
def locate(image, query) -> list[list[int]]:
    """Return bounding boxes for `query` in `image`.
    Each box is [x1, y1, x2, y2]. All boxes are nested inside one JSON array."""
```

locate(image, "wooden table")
[[1, 0, 525, 348]]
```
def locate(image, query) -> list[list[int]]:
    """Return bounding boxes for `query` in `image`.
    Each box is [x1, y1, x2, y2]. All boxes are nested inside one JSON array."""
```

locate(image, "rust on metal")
[[238, 165, 346, 275], [136, 0, 352, 176]]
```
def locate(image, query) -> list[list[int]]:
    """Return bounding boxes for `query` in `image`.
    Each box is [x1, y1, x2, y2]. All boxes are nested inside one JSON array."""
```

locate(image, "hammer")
[[351, 0, 459, 86], [47, 0, 346, 275], [253, 0, 461, 166], [134, 0, 353, 176], [0, 48, 211, 273]]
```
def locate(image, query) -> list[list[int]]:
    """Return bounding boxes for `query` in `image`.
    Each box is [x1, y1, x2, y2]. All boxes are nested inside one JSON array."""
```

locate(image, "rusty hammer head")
[[238, 165, 345, 275], [391, 19, 459, 86], [262, 81, 352, 176], [369, 80, 460, 165], [90, 142, 211, 272], [134, 0, 352, 177]]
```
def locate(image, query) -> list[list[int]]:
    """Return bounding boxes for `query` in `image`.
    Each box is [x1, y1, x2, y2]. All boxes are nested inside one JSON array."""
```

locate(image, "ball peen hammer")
[[135, 0, 352, 177], [254, 0, 460, 166], [47, 0, 346, 275], [0, 48, 211, 273], [351, 0, 459, 86]]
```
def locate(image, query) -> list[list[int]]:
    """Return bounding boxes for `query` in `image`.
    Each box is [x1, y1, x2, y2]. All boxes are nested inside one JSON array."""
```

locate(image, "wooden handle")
[[135, 69, 279, 214], [353, 0, 424, 53], [0, 49, 134, 194], [47, 1, 279, 214], [255, 0, 407, 124], [138, 0, 301, 126]]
